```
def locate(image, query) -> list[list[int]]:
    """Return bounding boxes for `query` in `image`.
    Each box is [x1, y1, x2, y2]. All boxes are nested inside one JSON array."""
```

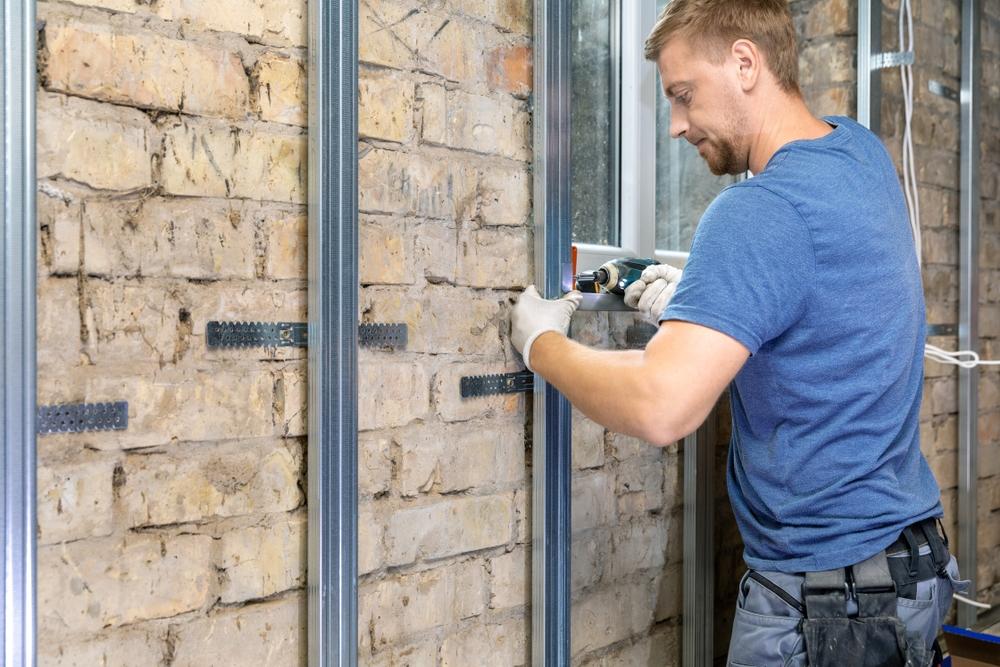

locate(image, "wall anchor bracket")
[[207, 321, 407, 350], [461, 371, 534, 398], [207, 321, 307, 348], [358, 323, 408, 350], [36, 401, 128, 435], [871, 51, 914, 69]]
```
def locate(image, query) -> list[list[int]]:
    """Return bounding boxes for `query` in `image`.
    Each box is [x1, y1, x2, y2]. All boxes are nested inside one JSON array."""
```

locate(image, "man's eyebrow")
[[664, 81, 692, 97]]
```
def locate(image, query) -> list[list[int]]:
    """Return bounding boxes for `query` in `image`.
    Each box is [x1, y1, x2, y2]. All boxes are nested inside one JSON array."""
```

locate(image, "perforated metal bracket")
[[871, 51, 915, 70], [461, 371, 534, 398], [207, 321, 307, 348], [625, 322, 659, 349], [207, 321, 408, 350], [37, 401, 128, 435], [358, 323, 408, 350]]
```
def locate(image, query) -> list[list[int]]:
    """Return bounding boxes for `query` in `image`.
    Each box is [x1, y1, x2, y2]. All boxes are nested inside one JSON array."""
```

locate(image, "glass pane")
[[653, 2, 737, 253], [571, 0, 619, 247]]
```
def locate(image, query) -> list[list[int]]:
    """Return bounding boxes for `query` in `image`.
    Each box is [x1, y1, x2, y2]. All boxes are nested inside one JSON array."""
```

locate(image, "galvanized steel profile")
[[3, 0, 38, 663], [957, 0, 981, 630], [533, 1, 573, 663], [307, 0, 359, 663]]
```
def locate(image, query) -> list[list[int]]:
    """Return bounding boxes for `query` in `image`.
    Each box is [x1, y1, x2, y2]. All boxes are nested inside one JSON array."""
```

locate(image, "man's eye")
[[678, 94, 691, 105]]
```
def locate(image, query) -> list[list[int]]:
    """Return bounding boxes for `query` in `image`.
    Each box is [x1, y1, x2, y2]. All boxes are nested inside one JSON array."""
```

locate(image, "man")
[[511, 0, 969, 664]]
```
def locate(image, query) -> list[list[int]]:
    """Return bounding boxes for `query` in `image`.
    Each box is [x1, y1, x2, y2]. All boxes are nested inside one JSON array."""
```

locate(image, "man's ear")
[[731, 39, 761, 92]]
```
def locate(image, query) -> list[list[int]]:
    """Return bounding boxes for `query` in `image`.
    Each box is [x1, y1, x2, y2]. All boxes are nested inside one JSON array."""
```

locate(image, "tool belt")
[[800, 517, 948, 667]]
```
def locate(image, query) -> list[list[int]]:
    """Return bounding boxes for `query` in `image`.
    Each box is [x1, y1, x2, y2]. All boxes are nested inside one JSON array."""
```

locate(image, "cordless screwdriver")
[[575, 257, 659, 296]]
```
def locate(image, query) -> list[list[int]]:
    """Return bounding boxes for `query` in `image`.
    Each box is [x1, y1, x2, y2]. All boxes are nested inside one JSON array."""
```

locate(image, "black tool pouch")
[[801, 552, 930, 667]]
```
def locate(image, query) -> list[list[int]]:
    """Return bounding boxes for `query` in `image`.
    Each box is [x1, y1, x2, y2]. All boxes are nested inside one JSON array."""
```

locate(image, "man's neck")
[[747, 96, 834, 174]]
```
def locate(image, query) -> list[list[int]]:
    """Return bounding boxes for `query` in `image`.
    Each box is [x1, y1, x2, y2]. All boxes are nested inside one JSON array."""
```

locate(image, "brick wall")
[[355, 1, 534, 665], [34, 1, 308, 664], [32, 1, 998, 665]]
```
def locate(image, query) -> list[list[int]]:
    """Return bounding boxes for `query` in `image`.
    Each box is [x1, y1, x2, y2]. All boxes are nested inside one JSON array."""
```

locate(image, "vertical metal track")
[[2, 0, 37, 663], [533, 1, 572, 663], [307, 0, 358, 663], [857, 0, 883, 132], [957, 0, 981, 630], [683, 417, 715, 667]]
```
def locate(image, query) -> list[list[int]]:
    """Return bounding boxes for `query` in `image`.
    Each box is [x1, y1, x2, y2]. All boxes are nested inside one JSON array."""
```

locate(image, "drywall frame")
[[307, 0, 359, 663], [2, 0, 37, 663]]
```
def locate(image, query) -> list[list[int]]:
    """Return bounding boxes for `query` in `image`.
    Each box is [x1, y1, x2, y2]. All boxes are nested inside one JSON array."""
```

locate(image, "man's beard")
[[701, 104, 748, 176], [702, 137, 743, 176]]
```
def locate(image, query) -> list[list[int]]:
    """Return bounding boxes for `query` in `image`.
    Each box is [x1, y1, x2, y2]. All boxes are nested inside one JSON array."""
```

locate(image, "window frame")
[[574, 0, 691, 275]]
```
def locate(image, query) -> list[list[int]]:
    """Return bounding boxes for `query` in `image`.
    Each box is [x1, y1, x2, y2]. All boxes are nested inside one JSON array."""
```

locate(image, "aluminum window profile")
[[307, 0, 358, 664], [3, 0, 38, 663], [576, 0, 689, 293]]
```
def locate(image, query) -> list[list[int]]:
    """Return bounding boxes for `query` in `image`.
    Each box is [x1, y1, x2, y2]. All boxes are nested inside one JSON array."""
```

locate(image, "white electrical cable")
[[900, 0, 922, 267], [901, 0, 999, 370], [953, 593, 994, 610]]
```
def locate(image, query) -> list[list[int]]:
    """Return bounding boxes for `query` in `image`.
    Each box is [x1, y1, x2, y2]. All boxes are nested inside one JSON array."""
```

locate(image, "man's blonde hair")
[[644, 0, 801, 95]]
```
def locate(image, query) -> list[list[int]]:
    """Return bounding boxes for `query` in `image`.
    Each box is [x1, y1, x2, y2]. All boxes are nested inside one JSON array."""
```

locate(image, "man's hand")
[[511, 285, 583, 371], [624, 263, 683, 324]]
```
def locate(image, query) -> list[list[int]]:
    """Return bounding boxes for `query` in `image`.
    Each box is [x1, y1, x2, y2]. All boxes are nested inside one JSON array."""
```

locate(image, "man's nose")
[[669, 105, 688, 139]]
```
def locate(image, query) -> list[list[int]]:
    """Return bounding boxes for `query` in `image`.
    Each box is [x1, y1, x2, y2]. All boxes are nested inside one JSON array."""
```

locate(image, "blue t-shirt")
[[662, 115, 943, 573]]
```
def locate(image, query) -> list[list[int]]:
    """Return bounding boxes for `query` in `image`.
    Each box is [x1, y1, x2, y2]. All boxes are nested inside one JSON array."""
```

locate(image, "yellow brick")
[[358, 359, 429, 431], [44, 20, 250, 119], [82, 198, 257, 280], [39, 626, 166, 667], [218, 514, 305, 603], [254, 52, 307, 126], [265, 207, 307, 280], [36, 457, 115, 545], [161, 119, 306, 203], [171, 597, 306, 666], [359, 148, 477, 220], [119, 439, 302, 527], [36, 277, 81, 370], [38, 534, 213, 634], [155, 0, 306, 46], [455, 228, 530, 288], [37, 187, 82, 275], [359, 72, 416, 142], [360, 216, 413, 285], [37, 92, 153, 191]]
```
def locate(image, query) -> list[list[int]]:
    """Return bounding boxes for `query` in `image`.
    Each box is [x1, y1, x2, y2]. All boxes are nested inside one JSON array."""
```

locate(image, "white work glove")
[[623, 263, 683, 324], [511, 285, 583, 371]]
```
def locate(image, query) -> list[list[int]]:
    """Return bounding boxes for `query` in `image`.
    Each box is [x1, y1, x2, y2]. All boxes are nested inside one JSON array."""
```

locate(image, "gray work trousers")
[[726, 547, 970, 667]]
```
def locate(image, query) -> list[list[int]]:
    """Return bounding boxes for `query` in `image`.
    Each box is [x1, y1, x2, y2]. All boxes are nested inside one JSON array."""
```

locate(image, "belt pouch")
[[801, 552, 928, 667]]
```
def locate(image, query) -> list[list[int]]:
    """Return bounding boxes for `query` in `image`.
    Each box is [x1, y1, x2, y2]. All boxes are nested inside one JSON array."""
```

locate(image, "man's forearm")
[[528, 331, 671, 443]]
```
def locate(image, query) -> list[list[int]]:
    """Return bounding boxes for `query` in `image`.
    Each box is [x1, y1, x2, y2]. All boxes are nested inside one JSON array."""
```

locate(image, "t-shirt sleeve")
[[661, 184, 815, 355]]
